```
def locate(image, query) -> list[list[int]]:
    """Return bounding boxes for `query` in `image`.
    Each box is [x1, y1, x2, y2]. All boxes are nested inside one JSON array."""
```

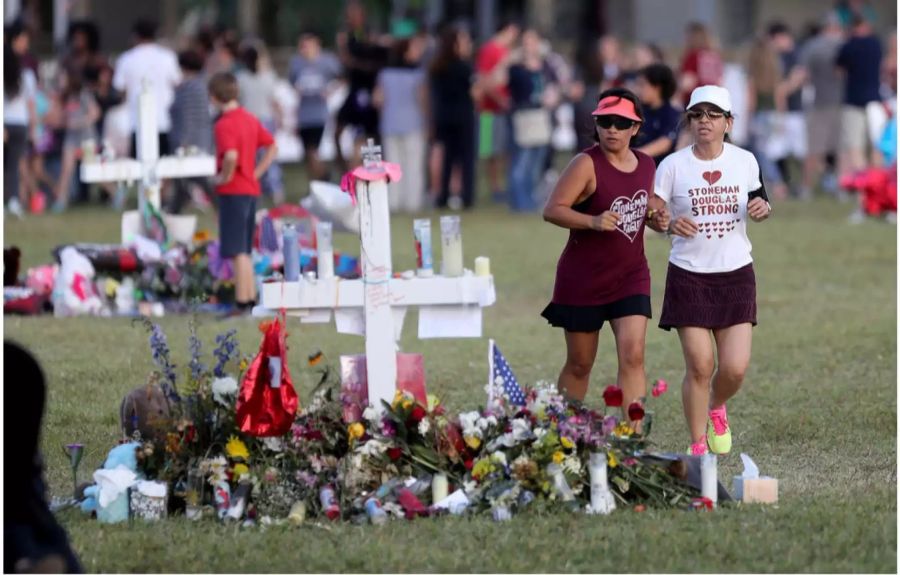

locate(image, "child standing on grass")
[[208, 72, 277, 314]]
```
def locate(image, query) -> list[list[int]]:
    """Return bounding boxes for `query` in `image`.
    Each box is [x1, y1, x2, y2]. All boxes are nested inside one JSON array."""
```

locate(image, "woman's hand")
[[670, 216, 699, 238], [748, 197, 771, 222], [591, 210, 620, 232], [646, 207, 670, 232]]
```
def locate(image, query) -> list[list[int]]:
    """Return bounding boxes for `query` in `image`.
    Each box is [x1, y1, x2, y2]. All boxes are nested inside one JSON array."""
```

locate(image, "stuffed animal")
[[120, 384, 171, 441], [80, 442, 141, 523]]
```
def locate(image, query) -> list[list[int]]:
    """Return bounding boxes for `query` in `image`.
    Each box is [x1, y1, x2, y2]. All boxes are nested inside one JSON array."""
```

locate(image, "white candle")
[[431, 473, 449, 504], [440, 216, 464, 277], [474, 256, 491, 277], [316, 221, 335, 279], [701, 453, 718, 506], [588, 452, 616, 515]]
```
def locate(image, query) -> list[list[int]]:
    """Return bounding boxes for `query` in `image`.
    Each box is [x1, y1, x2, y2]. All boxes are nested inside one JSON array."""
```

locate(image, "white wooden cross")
[[256, 139, 496, 411], [80, 82, 216, 244]]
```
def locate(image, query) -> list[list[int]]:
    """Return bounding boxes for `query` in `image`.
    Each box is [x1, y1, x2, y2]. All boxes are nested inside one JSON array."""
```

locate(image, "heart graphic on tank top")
[[609, 189, 649, 243], [702, 170, 722, 186]]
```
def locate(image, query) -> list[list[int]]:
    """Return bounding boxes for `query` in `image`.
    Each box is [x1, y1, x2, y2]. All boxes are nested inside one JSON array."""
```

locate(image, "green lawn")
[[4, 169, 897, 572]]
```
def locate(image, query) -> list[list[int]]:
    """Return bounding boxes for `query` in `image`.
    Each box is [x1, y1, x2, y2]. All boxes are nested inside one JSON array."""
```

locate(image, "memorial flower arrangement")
[[93, 321, 701, 525]]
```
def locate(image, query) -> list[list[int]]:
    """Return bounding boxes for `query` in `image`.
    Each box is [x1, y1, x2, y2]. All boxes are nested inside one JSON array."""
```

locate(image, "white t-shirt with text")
[[113, 43, 182, 134], [655, 143, 762, 273]]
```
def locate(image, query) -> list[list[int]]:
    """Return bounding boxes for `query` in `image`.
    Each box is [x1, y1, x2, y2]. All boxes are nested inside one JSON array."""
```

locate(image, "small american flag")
[[492, 341, 526, 406]]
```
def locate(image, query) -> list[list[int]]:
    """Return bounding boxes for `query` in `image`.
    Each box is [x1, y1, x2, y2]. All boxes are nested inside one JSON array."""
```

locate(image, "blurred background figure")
[[836, 15, 884, 221], [679, 22, 723, 106], [289, 30, 342, 182], [506, 28, 558, 213], [475, 19, 519, 204], [430, 23, 477, 210], [168, 49, 214, 213], [52, 65, 99, 213], [747, 32, 789, 200], [4, 21, 36, 219], [238, 41, 284, 204], [633, 63, 680, 164], [113, 19, 180, 162], [334, 1, 388, 170], [375, 35, 428, 213], [797, 13, 846, 198], [767, 22, 807, 199]]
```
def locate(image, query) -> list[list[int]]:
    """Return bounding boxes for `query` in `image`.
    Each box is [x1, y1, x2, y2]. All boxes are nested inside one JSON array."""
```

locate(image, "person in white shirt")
[[4, 25, 37, 218], [654, 85, 771, 457], [112, 19, 181, 158]]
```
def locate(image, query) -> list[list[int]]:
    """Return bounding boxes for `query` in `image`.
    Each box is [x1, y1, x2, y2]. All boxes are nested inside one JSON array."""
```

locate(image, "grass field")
[[4, 165, 897, 573]]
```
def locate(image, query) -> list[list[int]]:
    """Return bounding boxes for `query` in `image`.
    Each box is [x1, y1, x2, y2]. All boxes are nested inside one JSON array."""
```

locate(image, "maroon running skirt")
[[659, 262, 757, 331]]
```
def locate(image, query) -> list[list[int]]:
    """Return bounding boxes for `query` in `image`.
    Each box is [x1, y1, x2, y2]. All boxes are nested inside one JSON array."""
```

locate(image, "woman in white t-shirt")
[[654, 85, 771, 457], [4, 31, 37, 217]]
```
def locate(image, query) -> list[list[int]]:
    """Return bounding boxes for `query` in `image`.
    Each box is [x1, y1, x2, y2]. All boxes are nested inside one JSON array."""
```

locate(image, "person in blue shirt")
[[633, 63, 680, 164], [836, 16, 882, 185]]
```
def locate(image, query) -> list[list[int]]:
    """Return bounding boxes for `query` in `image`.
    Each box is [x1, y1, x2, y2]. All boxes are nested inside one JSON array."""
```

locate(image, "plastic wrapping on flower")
[[235, 318, 300, 437]]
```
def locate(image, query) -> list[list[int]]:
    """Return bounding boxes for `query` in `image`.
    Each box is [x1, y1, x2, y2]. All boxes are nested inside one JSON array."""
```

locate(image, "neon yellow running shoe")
[[706, 405, 732, 454]]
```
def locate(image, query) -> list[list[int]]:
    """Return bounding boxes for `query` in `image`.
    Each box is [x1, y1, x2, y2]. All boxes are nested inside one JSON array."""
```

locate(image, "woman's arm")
[[542, 153, 618, 231]]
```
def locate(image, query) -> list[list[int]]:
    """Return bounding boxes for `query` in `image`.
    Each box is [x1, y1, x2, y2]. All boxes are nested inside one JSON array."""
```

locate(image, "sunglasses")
[[686, 109, 728, 121], [595, 116, 637, 130]]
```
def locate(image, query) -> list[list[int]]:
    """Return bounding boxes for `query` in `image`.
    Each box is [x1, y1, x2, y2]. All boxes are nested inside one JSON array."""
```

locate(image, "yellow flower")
[[613, 422, 634, 438], [426, 394, 441, 413], [348, 422, 365, 440], [233, 463, 249, 478], [239, 358, 248, 372], [226, 436, 250, 461], [193, 229, 211, 243], [608, 451, 618, 468], [560, 436, 575, 450], [552, 451, 565, 464], [401, 399, 413, 410], [464, 435, 482, 450]]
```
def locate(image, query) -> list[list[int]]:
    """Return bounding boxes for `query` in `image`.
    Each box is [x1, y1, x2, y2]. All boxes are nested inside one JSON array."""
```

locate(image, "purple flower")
[[207, 241, 234, 281], [381, 419, 396, 437], [602, 415, 618, 436], [295, 470, 318, 489], [144, 321, 180, 402], [212, 329, 239, 377], [187, 318, 206, 382]]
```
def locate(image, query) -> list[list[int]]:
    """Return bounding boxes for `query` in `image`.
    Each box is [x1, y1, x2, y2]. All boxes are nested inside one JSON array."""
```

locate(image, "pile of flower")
[[115, 321, 701, 525]]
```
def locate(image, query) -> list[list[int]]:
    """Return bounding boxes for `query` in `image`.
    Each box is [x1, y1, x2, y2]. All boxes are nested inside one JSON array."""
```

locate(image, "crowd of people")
[[3, 0, 896, 221]]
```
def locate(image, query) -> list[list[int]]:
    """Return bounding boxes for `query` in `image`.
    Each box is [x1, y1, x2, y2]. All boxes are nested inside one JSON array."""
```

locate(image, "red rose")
[[603, 386, 624, 407], [463, 458, 474, 470], [387, 447, 402, 461], [409, 405, 427, 424], [307, 430, 324, 441], [627, 401, 645, 422]]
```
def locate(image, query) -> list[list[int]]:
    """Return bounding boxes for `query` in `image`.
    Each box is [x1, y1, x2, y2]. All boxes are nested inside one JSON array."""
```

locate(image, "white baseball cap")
[[687, 85, 732, 113]]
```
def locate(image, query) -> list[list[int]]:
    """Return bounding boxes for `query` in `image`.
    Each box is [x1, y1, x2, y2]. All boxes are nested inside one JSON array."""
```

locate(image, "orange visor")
[[591, 96, 642, 122]]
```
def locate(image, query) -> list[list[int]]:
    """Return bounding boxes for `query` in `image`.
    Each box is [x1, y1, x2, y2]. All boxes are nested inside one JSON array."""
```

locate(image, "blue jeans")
[[508, 142, 548, 212], [258, 118, 284, 199]]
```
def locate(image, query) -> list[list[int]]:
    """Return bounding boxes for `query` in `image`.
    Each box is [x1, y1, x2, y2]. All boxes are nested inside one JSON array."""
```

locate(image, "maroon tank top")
[[551, 146, 655, 306]]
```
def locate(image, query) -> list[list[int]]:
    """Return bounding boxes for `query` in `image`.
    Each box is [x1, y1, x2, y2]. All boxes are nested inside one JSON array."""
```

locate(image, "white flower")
[[458, 411, 482, 437], [561, 455, 582, 476], [261, 437, 284, 452], [533, 427, 548, 440], [491, 451, 508, 468], [211, 376, 238, 406], [477, 415, 498, 431], [510, 418, 533, 440], [362, 407, 379, 425], [418, 419, 431, 435], [358, 439, 388, 458], [462, 480, 478, 494]]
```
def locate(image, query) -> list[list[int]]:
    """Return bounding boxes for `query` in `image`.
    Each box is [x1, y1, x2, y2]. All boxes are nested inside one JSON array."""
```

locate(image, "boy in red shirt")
[[208, 72, 278, 312]]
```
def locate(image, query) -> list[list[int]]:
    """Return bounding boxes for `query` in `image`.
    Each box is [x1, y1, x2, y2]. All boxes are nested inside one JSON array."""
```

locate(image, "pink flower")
[[623, 457, 638, 467], [652, 379, 669, 397]]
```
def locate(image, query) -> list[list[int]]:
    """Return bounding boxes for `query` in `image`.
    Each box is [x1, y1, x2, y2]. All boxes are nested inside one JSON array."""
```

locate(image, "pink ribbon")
[[339, 162, 404, 206]]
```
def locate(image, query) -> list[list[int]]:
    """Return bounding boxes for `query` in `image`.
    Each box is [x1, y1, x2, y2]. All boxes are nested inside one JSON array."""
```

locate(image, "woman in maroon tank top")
[[542, 88, 670, 422]]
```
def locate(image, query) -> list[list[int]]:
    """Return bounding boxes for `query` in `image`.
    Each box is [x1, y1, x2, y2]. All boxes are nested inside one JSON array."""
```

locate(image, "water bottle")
[[282, 224, 299, 281]]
